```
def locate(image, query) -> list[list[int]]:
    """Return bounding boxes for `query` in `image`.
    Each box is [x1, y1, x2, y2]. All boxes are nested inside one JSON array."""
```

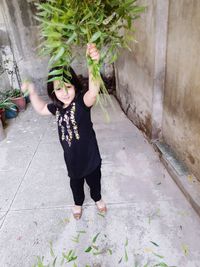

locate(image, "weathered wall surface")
[[115, 0, 168, 138], [1, 0, 48, 94], [162, 0, 200, 179], [115, 0, 200, 180], [115, 0, 156, 136], [0, 5, 15, 92]]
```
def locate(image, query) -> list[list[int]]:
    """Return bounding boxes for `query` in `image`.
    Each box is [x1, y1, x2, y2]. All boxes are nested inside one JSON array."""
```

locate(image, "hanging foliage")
[[35, 0, 145, 104]]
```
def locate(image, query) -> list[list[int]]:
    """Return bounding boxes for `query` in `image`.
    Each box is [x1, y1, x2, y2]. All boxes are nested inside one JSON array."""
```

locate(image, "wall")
[[0, 3, 10, 91], [115, 0, 200, 180], [1, 0, 48, 94], [115, 0, 168, 138], [162, 0, 200, 179], [115, 0, 156, 136]]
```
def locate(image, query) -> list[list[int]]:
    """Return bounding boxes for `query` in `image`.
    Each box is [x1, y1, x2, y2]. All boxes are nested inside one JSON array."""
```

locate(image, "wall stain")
[[187, 153, 195, 165], [125, 103, 152, 139], [18, 0, 31, 27]]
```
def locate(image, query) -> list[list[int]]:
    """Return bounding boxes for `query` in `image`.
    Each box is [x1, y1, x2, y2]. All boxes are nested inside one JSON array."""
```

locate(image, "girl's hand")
[[86, 43, 100, 62], [21, 80, 35, 96]]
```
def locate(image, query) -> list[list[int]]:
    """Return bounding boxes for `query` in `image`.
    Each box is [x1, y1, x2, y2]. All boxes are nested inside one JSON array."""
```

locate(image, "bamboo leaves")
[[62, 249, 77, 263], [85, 246, 93, 253], [49, 47, 65, 65], [90, 32, 102, 43], [85, 232, 100, 253], [35, 0, 145, 111], [35, 0, 145, 67], [92, 232, 100, 243], [33, 230, 177, 267], [48, 68, 63, 76], [66, 32, 77, 44], [150, 241, 159, 247]]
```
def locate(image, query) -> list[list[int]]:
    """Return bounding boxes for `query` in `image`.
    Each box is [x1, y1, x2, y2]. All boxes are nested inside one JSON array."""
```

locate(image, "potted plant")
[[0, 98, 18, 123], [5, 105, 18, 119], [7, 88, 26, 111]]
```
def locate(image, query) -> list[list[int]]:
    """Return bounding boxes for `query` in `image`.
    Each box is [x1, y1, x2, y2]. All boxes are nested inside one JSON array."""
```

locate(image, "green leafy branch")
[[35, 0, 145, 112]]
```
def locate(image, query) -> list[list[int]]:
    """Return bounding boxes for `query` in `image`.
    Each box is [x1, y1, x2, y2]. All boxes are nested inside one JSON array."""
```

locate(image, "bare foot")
[[96, 199, 107, 213], [72, 205, 82, 220]]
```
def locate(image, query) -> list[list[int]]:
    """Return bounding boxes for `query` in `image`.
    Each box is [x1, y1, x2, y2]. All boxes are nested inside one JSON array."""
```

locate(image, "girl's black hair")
[[47, 66, 83, 108]]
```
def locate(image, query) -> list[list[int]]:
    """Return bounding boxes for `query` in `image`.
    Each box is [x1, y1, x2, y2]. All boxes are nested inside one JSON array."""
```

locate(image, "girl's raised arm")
[[21, 81, 51, 116], [83, 43, 100, 107]]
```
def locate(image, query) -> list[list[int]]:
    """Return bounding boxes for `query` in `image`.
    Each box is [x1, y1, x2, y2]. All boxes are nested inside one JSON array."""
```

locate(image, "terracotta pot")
[[11, 96, 26, 111], [0, 108, 6, 127]]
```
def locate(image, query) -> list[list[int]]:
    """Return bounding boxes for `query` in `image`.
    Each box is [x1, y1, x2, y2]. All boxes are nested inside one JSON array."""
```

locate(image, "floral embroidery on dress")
[[56, 102, 80, 147]]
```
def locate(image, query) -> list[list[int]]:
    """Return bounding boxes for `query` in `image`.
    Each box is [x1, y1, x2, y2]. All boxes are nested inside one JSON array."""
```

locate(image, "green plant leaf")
[[80, 13, 92, 23], [52, 257, 57, 267], [125, 248, 128, 262], [107, 248, 112, 255], [85, 246, 92, 253], [97, 212, 105, 217], [93, 251, 104, 256], [182, 244, 189, 256], [76, 230, 86, 234], [66, 32, 77, 44], [64, 24, 76, 30], [89, 31, 102, 43], [92, 232, 100, 243], [153, 263, 169, 267], [150, 241, 159, 247], [49, 241, 55, 258], [53, 47, 65, 63], [48, 76, 62, 82], [153, 252, 164, 259], [48, 68, 63, 76]]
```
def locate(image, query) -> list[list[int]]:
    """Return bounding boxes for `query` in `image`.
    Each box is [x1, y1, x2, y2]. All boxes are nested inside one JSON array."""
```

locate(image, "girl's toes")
[[72, 206, 82, 220], [96, 200, 107, 213]]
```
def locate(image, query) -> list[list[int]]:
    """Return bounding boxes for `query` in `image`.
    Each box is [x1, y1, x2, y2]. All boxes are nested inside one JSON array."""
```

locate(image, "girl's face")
[[53, 80, 75, 107]]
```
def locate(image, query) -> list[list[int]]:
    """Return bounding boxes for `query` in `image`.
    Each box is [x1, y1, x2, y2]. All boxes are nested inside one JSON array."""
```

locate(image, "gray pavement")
[[0, 96, 200, 267]]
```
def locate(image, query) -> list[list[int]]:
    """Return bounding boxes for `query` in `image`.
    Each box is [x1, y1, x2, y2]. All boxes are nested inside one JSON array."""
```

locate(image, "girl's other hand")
[[21, 80, 35, 95], [86, 43, 100, 62]]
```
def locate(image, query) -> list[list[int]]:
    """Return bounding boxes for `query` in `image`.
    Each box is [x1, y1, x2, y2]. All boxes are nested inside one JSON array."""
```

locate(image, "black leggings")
[[70, 165, 102, 206]]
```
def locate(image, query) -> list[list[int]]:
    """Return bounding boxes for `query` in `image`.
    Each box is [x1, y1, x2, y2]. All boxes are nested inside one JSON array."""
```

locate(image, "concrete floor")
[[0, 96, 200, 267]]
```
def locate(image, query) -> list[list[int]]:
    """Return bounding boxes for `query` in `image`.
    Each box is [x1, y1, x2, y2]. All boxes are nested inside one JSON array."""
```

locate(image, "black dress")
[[47, 92, 102, 179]]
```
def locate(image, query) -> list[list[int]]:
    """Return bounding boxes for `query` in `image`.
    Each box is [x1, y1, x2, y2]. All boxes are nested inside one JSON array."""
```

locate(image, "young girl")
[[22, 44, 107, 220]]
